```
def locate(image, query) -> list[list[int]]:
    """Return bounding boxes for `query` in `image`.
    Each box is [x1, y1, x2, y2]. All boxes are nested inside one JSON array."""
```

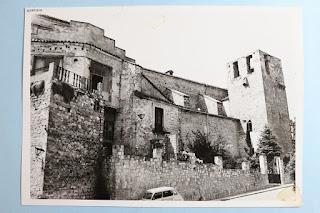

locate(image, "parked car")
[[141, 187, 184, 201]]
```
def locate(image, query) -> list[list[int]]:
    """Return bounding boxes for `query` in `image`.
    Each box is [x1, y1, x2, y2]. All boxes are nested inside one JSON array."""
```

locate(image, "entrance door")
[[103, 107, 116, 155], [267, 158, 282, 184]]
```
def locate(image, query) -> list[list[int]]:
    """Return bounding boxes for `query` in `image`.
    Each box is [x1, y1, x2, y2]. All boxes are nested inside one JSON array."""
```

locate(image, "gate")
[[268, 174, 281, 184]]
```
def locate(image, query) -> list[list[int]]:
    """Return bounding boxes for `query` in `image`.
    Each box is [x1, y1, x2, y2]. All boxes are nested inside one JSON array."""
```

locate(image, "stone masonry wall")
[[30, 65, 54, 198], [180, 110, 247, 158], [32, 15, 128, 60], [227, 50, 270, 151], [31, 40, 124, 108], [42, 81, 105, 199], [127, 95, 247, 159], [103, 145, 269, 200], [260, 52, 292, 154]]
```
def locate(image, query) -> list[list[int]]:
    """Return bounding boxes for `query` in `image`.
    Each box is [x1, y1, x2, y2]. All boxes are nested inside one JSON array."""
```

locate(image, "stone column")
[[241, 161, 250, 171], [275, 156, 285, 184], [112, 145, 124, 159], [214, 156, 223, 169], [188, 153, 196, 164], [259, 154, 268, 174], [152, 148, 162, 160]]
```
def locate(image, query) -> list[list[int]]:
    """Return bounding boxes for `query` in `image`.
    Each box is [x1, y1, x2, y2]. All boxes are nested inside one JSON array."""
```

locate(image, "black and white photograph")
[[22, 6, 303, 207]]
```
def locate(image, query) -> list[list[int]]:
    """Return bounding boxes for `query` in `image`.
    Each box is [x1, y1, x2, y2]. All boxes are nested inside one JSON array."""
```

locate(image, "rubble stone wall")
[[30, 67, 54, 198], [103, 145, 269, 200], [42, 81, 105, 199], [31, 41, 124, 108]]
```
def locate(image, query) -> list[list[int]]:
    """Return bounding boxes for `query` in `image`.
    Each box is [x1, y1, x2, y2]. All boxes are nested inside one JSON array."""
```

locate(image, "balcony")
[[53, 66, 91, 91]]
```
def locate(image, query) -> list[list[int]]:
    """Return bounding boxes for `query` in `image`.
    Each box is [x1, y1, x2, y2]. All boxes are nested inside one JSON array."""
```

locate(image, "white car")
[[142, 186, 184, 201]]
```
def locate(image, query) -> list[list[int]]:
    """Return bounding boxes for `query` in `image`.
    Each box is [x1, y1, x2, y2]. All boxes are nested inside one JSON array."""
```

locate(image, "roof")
[[146, 187, 175, 193]]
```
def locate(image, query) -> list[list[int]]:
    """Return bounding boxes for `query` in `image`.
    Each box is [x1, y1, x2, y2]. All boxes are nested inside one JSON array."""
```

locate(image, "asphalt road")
[[221, 184, 298, 201]]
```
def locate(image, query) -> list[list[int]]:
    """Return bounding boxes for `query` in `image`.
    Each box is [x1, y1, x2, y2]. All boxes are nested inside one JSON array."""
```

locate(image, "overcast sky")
[[38, 6, 303, 119]]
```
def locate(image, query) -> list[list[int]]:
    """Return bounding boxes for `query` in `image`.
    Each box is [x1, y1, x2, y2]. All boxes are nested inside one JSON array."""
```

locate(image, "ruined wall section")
[[113, 62, 143, 152], [42, 81, 105, 199], [260, 52, 292, 154], [30, 65, 54, 198], [31, 15, 129, 60], [104, 145, 269, 200], [31, 40, 123, 108]]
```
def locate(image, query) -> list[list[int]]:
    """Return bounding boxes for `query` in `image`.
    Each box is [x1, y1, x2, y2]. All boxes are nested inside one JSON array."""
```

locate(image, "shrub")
[[187, 130, 231, 164]]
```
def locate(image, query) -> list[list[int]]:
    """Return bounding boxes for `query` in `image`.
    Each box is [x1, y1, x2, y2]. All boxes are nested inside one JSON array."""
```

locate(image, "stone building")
[[29, 15, 292, 199]]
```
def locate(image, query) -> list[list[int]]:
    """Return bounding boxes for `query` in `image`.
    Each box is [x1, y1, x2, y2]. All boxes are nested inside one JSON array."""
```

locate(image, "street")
[[219, 184, 299, 202]]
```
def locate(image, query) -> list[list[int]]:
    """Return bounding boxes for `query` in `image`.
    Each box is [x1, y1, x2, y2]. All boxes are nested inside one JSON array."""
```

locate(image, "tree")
[[163, 135, 175, 161], [188, 130, 230, 164], [284, 128, 295, 182], [256, 126, 283, 170]]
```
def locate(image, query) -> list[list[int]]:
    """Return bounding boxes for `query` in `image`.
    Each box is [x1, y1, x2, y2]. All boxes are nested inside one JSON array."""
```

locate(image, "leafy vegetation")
[[187, 130, 231, 165]]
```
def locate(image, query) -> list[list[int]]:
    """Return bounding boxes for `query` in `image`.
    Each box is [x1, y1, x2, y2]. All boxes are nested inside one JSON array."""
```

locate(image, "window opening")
[[247, 120, 253, 132], [152, 192, 163, 200], [233, 61, 240, 78], [155, 107, 164, 133], [246, 55, 254, 73], [91, 74, 103, 91]]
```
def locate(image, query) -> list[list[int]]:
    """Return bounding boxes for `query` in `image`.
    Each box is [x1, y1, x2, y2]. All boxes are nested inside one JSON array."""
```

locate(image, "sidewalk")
[[216, 184, 294, 201]]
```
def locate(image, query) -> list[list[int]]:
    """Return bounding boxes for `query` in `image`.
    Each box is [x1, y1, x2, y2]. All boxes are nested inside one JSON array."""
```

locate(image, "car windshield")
[[143, 192, 153, 199]]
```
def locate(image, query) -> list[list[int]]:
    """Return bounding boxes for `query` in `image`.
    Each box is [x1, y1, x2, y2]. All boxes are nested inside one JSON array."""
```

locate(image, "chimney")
[[165, 70, 174, 75]]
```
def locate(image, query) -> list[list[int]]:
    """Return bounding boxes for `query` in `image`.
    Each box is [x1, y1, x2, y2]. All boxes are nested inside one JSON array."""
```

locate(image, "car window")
[[152, 192, 162, 200], [163, 190, 173, 197], [143, 192, 153, 199], [171, 190, 178, 195]]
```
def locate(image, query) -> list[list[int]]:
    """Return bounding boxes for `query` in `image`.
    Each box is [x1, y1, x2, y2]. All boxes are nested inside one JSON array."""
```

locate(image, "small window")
[[143, 192, 153, 200], [184, 96, 191, 108], [247, 120, 253, 132], [163, 190, 173, 198], [246, 55, 254, 73], [155, 107, 164, 133], [233, 61, 240, 78], [264, 55, 270, 74], [152, 192, 162, 200]]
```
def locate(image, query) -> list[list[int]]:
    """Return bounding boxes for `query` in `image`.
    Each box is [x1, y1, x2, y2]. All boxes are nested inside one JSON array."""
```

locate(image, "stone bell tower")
[[226, 50, 292, 155]]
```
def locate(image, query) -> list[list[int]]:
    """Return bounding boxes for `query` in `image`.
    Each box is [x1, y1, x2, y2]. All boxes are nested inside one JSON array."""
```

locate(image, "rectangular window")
[[233, 61, 239, 78], [163, 190, 173, 197], [246, 55, 254, 73], [155, 107, 164, 133], [264, 55, 270, 74], [89, 60, 113, 94]]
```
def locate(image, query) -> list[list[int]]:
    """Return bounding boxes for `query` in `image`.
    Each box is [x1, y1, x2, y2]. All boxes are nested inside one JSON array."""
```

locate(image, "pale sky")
[[38, 6, 303, 119]]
